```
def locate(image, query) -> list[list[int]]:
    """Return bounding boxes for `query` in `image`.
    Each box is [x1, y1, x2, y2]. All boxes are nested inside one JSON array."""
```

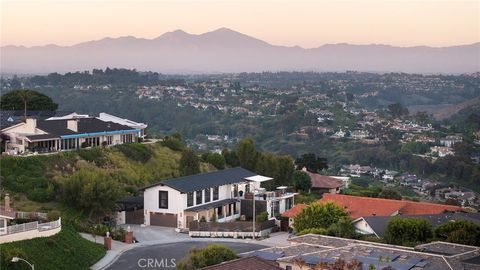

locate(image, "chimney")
[[25, 118, 37, 132], [67, 119, 78, 132], [4, 193, 11, 212]]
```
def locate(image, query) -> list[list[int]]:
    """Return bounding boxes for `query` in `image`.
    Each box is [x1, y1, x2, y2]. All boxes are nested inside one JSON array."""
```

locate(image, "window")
[[204, 188, 211, 203], [187, 192, 194, 207], [213, 186, 219, 201], [286, 266, 292, 270], [196, 190, 202, 205], [245, 184, 250, 194], [233, 202, 238, 214], [233, 184, 238, 197], [159, 191, 168, 209]]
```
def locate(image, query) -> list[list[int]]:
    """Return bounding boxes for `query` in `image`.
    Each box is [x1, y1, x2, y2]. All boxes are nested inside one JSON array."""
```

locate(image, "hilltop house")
[[302, 168, 346, 194], [1, 112, 147, 155], [141, 167, 296, 229]]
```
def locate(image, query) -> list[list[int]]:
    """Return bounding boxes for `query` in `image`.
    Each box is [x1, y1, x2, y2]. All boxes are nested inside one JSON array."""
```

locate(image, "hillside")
[[0, 143, 204, 215], [2, 28, 479, 74], [433, 96, 480, 120], [0, 225, 105, 270]]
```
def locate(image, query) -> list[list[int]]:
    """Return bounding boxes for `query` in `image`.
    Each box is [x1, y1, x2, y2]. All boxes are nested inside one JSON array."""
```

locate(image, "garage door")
[[125, 209, 144, 224], [150, 212, 177, 227]]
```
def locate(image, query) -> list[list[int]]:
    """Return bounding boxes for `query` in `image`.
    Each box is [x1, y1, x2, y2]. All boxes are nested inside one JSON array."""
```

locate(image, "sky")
[[1, 0, 479, 48]]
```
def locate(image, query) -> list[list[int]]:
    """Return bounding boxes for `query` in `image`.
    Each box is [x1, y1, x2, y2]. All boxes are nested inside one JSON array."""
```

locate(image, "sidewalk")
[[80, 233, 137, 270]]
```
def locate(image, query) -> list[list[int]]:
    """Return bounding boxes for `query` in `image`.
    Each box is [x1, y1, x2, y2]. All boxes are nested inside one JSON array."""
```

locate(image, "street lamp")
[[11, 257, 34, 270], [252, 188, 256, 240]]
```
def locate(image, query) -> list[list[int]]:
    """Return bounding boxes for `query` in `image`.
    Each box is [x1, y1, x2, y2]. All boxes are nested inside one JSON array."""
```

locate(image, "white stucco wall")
[[0, 227, 61, 244], [144, 185, 185, 225]]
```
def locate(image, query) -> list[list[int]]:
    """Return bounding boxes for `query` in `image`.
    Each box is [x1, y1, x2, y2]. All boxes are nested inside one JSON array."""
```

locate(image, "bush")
[[176, 244, 237, 270], [47, 210, 61, 221], [161, 137, 184, 151], [111, 227, 126, 241], [434, 220, 480, 246], [327, 217, 357, 238], [115, 143, 153, 163], [384, 217, 433, 246], [77, 148, 106, 166], [297, 227, 327, 236], [293, 202, 349, 233], [206, 153, 226, 169], [1, 247, 27, 268], [256, 211, 269, 223]]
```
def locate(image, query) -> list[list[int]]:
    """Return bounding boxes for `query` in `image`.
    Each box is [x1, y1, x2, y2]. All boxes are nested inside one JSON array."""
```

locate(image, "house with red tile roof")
[[282, 193, 463, 228], [304, 170, 345, 194]]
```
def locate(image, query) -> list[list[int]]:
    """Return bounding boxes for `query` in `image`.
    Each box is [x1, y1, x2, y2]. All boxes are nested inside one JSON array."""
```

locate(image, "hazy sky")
[[1, 0, 479, 48]]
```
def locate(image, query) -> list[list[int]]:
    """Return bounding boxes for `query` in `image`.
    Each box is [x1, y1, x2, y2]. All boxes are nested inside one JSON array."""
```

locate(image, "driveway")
[[105, 241, 266, 270]]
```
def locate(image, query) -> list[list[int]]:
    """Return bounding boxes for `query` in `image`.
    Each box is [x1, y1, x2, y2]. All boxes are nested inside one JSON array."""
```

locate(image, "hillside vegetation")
[[0, 225, 105, 270], [0, 143, 185, 216]]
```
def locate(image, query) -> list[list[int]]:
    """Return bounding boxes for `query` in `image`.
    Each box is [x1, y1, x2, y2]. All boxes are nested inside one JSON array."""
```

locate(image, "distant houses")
[[1, 111, 147, 155]]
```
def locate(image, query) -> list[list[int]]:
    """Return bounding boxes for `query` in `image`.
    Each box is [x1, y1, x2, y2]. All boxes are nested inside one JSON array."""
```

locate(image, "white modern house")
[[141, 167, 296, 229], [1, 112, 147, 155]]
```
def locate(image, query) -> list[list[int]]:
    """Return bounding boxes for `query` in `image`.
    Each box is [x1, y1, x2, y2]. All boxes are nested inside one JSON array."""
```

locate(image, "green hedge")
[[115, 143, 153, 163]]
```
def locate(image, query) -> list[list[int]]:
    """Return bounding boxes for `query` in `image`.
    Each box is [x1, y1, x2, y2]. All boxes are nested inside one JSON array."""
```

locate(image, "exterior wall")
[[2, 120, 46, 153], [117, 211, 126, 225], [353, 219, 376, 236], [143, 185, 185, 225], [0, 226, 61, 244]]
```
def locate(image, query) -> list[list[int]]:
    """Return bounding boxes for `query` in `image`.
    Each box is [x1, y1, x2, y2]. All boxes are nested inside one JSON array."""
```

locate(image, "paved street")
[[105, 241, 266, 270]]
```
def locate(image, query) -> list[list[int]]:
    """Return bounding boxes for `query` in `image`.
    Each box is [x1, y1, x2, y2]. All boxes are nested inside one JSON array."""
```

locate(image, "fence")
[[15, 211, 48, 220], [5, 218, 61, 235], [0, 218, 62, 244], [188, 219, 276, 238]]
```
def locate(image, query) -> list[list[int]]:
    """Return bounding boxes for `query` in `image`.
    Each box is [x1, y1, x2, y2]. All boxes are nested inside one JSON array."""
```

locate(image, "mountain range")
[[2, 28, 479, 74]]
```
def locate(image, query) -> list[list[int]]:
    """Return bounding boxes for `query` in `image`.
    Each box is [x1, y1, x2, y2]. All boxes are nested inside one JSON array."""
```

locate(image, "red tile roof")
[[306, 171, 344, 189], [282, 204, 306, 218], [282, 194, 463, 219]]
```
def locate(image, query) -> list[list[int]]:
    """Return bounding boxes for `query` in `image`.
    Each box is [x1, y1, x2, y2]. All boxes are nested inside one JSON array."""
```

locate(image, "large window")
[[187, 192, 194, 207], [245, 184, 250, 194], [204, 188, 211, 203], [159, 191, 168, 209], [196, 190, 202, 205], [213, 186, 219, 201]]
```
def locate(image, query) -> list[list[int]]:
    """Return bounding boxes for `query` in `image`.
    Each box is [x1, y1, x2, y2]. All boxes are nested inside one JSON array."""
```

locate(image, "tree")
[[294, 202, 349, 233], [222, 148, 239, 167], [176, 244, 236, 270], [387, 102, 409, 118], [384, 217, 433, 245], [434, 220, 480, 246], [0, 89, 58, 119], [327, 217, 357, 238], [179, 148, 200, 176], [62, 168, 121, 220], [293, 171, 311, 192], [378, 187, 402, 200], [295, 153, 328, 173], [236, 138, 257, 170], [206, 153, 226, 170]]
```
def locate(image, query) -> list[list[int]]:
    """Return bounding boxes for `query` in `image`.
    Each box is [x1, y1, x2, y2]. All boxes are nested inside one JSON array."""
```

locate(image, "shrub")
[[1, 247, 27, 268], [297, 227, 327, 236], [78, 148, 106, 166], [206, 153, 226, 169], [434, 220, 480, 246], [384, 217, 433, 246], [111, 227, 126, 241], [293, 202, 349, 233], [176, 244, 236, 270], [161, 137, 184, 151], [327, 217, 357, 238], [47, 210, 61, 221], [256, 211, 269, 223], [115, 143, 153, 163]]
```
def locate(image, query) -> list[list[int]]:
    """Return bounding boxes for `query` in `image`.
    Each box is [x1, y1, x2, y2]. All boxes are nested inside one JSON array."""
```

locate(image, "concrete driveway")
[[120, 225, 190, 244]]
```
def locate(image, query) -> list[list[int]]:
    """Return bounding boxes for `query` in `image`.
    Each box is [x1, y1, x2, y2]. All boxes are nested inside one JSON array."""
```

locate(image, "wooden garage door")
[[150, 212, 177, 227], [126, 209, 144, 224]]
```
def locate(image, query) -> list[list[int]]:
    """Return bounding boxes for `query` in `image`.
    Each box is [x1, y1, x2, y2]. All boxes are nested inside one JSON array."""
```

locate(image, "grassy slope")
[[0, 225, 105, 270], [0, 143, 184, 213]]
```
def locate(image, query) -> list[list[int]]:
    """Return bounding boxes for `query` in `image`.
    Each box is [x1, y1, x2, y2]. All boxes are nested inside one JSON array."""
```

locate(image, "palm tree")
[[17, 89, 33, 121]]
